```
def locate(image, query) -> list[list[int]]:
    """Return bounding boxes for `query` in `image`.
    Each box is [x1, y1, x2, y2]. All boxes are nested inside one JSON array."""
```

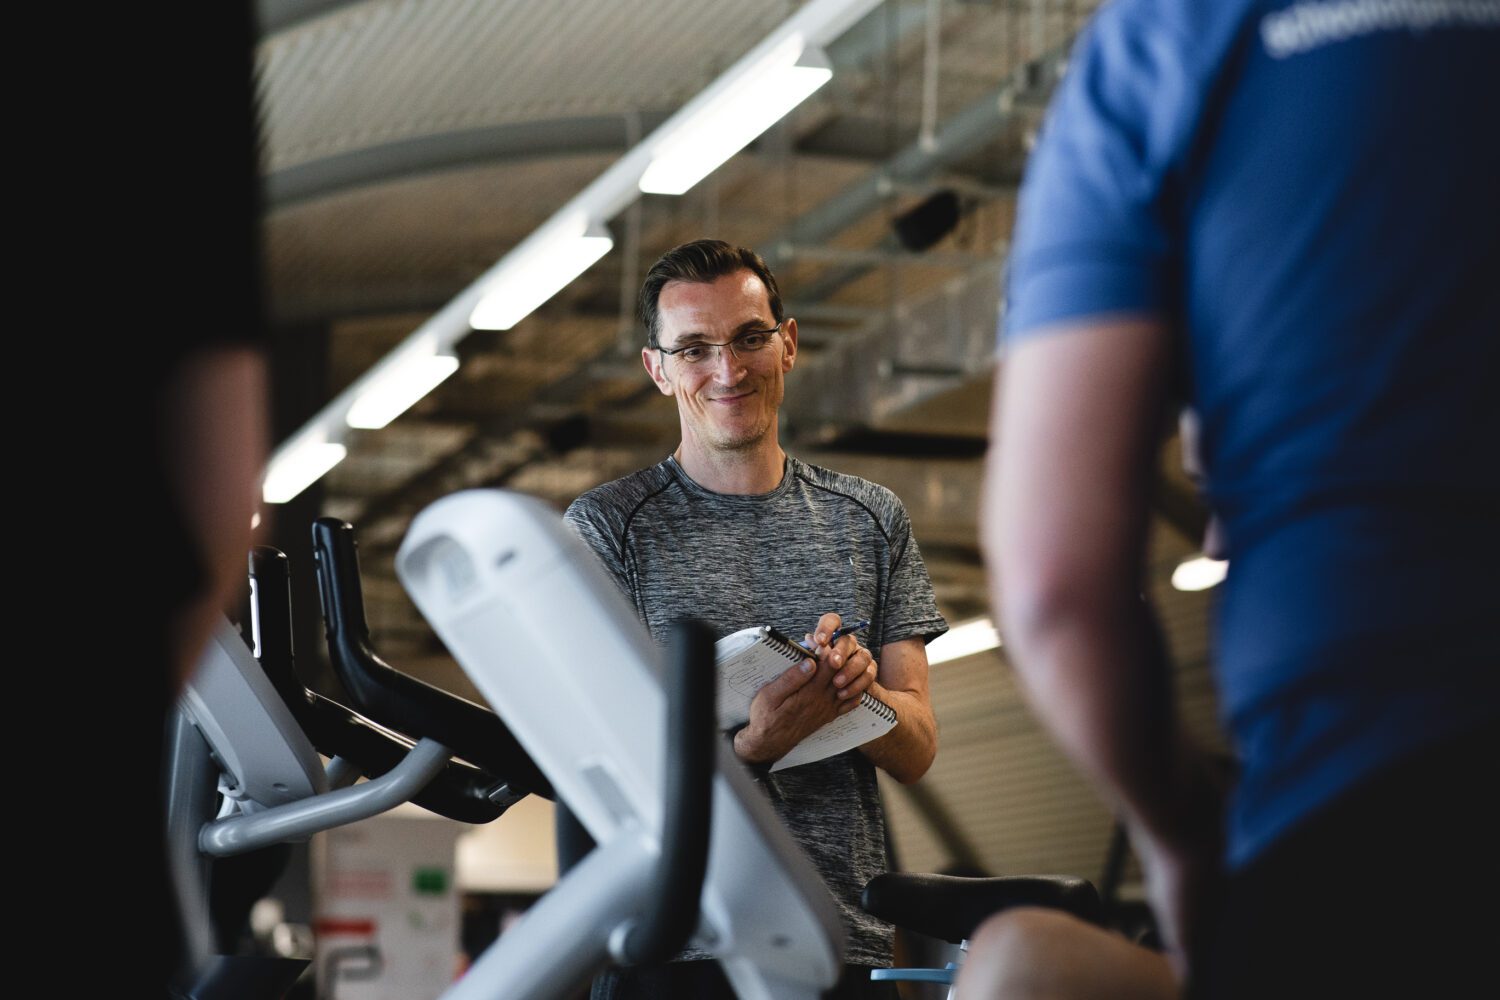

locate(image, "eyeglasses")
[[656, 322, 783, 366]]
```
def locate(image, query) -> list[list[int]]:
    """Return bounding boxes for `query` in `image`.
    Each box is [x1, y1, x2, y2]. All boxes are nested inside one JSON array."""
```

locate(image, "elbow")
[[995, 576, 1059, 661], [891, 724, 937, 785], [997, 567, 1115, 670], [980, 442, 1142, 666], [889, 760, 932, 785], [979, 479, 1063, 659], [895, 761, 933, 785]]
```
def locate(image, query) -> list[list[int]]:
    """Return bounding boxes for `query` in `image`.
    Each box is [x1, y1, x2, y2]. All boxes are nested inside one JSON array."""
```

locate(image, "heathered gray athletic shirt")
[[565, 454, 948, 966]]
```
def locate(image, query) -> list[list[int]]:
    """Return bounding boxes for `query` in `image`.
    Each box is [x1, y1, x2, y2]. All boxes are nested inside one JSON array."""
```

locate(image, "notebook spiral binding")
[[761, 627, 806, 663]]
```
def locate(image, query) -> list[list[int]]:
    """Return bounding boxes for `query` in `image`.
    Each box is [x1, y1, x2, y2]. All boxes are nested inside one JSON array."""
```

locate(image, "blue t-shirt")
[[1005, 0, 1500, 866]]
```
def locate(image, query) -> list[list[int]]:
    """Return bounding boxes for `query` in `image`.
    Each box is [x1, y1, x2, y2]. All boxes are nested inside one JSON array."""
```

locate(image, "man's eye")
[[681, 346, 709, 363], [738, 333, 769, 350]]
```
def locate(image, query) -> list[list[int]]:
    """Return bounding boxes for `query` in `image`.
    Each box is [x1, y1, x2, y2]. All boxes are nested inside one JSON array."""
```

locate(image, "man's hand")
[[733, 655, 839, 765], [732, 612, 873, 766], [1133, 829, 1216, 983], [1130, 747, 1229, 980], [806, 611, 877, 714], [734, 613, 937, 783]]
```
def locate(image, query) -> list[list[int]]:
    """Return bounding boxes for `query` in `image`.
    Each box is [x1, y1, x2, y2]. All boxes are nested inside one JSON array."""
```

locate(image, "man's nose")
[[710, 344, 748, 383]]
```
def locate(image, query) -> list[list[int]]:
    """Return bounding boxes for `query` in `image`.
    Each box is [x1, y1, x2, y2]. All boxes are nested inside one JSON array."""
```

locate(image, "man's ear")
[[780, 318, 798, 374], [642, 345, 674, 396]]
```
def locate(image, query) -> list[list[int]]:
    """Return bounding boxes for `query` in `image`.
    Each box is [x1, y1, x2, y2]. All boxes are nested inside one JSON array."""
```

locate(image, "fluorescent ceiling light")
[[263, 438, 348, 505], [1172, 555, 1229, 592], [927, 616, 1002, 665], [347, 351, 460, 429], [469, 222, 613, 331], [639, 38, 833, 196]]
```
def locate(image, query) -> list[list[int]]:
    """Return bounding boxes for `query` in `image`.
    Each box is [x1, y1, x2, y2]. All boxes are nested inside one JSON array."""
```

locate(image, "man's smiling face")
[[642, 269, 798, 455]]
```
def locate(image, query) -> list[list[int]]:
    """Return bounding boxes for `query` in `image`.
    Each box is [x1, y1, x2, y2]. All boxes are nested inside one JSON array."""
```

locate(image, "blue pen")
[[828, 618, 870, 643], [797, 617, 869, 652]]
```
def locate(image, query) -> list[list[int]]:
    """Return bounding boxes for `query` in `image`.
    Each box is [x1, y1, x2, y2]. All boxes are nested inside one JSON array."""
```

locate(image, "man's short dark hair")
[[639, 239, 785, 348]]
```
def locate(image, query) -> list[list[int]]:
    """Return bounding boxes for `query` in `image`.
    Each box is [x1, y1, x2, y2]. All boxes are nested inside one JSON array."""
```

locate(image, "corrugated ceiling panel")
[[259, 0, 808, 171], [264, 154, 617, 318]]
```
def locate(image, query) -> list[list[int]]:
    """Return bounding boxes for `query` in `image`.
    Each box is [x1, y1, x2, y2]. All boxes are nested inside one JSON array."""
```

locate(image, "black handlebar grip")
[[248, 546, 312, 724], [311, 517, 553, 800], [618, 619, 716, 965]]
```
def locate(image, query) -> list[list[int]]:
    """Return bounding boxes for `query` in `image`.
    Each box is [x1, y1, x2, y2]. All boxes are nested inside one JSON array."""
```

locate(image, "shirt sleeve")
[[1003, 1, 1197, 341], [563, 497, 634, 604], [879, 502, 949, 649]]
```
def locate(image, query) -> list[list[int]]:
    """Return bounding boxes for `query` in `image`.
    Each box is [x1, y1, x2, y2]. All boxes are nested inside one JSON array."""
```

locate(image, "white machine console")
[[397, 489, 844, 1000]]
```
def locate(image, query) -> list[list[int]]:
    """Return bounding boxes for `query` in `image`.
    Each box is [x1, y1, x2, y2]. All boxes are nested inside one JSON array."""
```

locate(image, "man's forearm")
[[165, 348, 268, 689], [858, 680, 936, 784], [994, 573, 1224, 971], [983, 322, 1203, 847], [999, 584, 1189, 843]]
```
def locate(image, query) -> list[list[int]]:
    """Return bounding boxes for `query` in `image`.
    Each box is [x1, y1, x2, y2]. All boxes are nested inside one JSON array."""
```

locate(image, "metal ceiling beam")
[[782, 243, 994, 270], [769, 52, 1064, 259], [265, 113, 670, 210], [759, 52, 1058, 319]]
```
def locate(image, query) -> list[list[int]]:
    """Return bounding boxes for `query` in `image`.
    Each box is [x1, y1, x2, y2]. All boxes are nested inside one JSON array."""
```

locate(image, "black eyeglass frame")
[[653, 321, 786, 364]]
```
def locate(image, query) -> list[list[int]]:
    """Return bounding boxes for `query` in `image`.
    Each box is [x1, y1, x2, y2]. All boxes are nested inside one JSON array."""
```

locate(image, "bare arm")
[[982, 318, 1219, 970], [164, 347, 269, 690], [857, 638, 936, 784]]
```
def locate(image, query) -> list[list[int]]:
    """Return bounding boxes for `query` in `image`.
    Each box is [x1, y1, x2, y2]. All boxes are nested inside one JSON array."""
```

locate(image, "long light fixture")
[[640, 38, 833, 196], [927, 616, 1002, 665], [263, 435, 348, 505], [347, 348, 460, 429], [470, 220, 614, 331], [1172, 555, 1229, 592]]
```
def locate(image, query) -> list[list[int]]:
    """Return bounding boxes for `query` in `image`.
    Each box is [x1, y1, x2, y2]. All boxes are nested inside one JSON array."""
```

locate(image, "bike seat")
[[862, 872, 1103, 944]]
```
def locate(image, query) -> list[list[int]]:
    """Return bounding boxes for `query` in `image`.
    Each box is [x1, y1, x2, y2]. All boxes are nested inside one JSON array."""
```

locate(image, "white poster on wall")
[[313, 814, 462, 1000]]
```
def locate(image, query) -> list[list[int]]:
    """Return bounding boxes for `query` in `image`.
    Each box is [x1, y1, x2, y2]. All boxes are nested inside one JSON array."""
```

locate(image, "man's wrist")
[[728, 724, 775, 777]]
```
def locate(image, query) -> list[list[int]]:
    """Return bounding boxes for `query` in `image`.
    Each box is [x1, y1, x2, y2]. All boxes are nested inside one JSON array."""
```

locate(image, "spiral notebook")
[[716, 625, 897, 772]]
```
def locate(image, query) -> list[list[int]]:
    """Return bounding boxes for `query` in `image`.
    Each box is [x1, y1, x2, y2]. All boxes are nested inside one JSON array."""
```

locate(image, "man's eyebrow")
[[670, 318, 776, 344]]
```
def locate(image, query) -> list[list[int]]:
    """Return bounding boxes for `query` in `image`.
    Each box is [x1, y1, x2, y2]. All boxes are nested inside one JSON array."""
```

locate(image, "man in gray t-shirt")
[[565, 240, 947, 997]]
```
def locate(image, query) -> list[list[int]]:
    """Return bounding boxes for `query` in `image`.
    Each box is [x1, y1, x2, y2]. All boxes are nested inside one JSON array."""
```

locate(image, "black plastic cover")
[[311, 518, 553, 799], [861, 872, 1104, 944], [249, 545, 513, 824], [618, 619, 716, 965]]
